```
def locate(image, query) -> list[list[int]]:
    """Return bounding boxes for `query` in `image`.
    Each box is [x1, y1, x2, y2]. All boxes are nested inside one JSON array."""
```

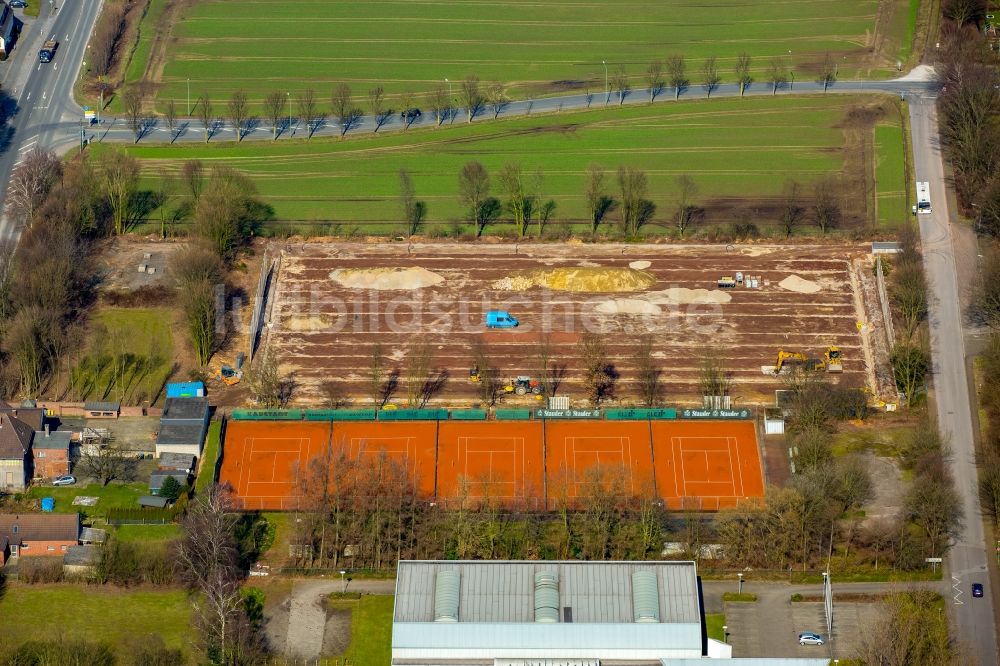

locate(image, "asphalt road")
[[0, 0, 101, 241], [910, 97, 998, 666]]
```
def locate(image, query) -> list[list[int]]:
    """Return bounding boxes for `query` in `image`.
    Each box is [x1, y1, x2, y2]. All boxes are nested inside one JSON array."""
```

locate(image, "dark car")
[[400, 108, 422, 121], [973, 583, 984, 598], [9, 0, 27, 7]]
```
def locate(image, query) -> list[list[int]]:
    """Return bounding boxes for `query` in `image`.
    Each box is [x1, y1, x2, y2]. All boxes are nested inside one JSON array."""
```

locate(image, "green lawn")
[[68, 308, 175, 406], [123, 95, 906, 232], [328, 595, 394, 665], [0, 584, 193, 658], [113, 523, 182, 542], [145, 0, 910, 110], [196, 420, 222, 494], [875, 121, 909, 228], [27, 482, 148, 519], [706, 613, 726, 642]]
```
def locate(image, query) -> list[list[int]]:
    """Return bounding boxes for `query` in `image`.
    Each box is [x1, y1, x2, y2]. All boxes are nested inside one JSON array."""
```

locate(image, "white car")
[[798, 632, 825, 646], [52, 475, 77, 486]]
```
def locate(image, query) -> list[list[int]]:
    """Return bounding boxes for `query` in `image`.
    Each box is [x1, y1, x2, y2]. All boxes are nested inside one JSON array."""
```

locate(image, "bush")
[[95, 538, 176, 586], [17, 556, 63, 583], [2, 638, 115, 665], [105, 507, 178, 524]]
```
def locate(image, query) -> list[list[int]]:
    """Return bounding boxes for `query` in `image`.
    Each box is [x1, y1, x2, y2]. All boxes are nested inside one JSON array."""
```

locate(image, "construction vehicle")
[[767, 347, 843, 375], [503, 376, 541, 396], [469, 365, 482, 383], [38, 39, 58, 63], [210, 352, 246, 386]]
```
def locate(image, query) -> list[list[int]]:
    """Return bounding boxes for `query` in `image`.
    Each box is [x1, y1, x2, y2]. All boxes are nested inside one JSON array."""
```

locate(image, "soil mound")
[[329, 267, 444, 290], [286, 316, 332, 331], [645, 288, 732, 305], [595, 299, 662, 315], [779, 275, 821, 294], [493, 267, 655, 292]]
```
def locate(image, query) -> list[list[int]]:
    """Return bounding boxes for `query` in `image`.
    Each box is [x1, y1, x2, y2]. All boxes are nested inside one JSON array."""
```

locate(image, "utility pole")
[[79, 116, 85, 154], [187, 78, 190, 115], [603, 60, 608, 105], [286, 91, 291, 131]]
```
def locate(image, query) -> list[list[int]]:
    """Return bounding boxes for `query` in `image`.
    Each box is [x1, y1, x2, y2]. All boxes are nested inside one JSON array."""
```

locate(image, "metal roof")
[[663, 661, 829, 666], [84, 401, 120, 412], [161, 397, 210, 422], [158, 452, 197, 471], [394, 560, 700, 624], [157, 423, 207, 446]]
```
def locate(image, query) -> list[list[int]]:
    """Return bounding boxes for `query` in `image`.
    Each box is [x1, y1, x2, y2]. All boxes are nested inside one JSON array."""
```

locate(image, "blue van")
[[486, 310, 519, 328]]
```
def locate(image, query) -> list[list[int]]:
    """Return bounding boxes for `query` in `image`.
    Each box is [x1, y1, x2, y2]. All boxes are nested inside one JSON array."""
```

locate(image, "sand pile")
[[779, 275, 821, 294], [286, 315, 332, 331], [329, 267, 444, 290], [645, 288, 732, 305], [493, 267, 655, 293], [595, 299, 662, 315], [628, 260, 652, 270]]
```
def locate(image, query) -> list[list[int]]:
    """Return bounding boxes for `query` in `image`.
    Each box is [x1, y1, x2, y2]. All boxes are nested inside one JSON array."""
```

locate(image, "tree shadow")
[[307, 114, 328, 138], [208, 118, 225, 141], [171, 121, 191, 144], [129, 189, 165, 232], [0, 88, 22, 155], [649, 82, 665, 101], [468, 100, 485, 121], [674, 81, 689, 99], [593, 196, 615, 232], [477, 198, 503, 236], [420, 369, 449, 407], [550, 363, 568, 394], [491, 100, 510, 119], [240, 117, 261, 141], [374, 109, 394, 132], [380, 368, 400, 407]]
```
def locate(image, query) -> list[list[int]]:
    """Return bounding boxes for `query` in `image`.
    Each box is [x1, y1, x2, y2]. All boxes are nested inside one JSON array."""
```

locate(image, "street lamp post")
[[737, 572, 744, 595], [722, 625, 728, 643], [286, 91, 291, 131], [340, 570, 348, 594], [187, 78, 190, 115], [602, 60, 608, 105]]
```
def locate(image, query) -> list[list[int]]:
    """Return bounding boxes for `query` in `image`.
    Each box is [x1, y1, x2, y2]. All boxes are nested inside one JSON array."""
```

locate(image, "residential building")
[[392, 560, 829, 665], [155, 397, 210, 457], [0, 513, 80, 565], [0, 411, 35, 491], [0, 3, 15, 58], [32, 426, 71, 480]]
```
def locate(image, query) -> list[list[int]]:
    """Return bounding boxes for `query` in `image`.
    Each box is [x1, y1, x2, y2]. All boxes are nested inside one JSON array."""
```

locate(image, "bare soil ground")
[[97, 237, 181, 291], [259, 241, 892, 407]]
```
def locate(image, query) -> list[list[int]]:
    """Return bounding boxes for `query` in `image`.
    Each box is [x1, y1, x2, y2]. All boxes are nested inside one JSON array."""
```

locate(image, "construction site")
[[252, 241, 896, 407]]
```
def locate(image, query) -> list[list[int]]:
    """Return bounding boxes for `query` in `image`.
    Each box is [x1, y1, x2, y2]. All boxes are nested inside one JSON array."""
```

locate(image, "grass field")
[[125, 94, 908, 232], [113, 523, 182, 542], [196, 420, 222, 494], [69, 308, 174, 406], [27, 482, 147, 518], [706, 613, 726, 642], [143, 0, 914, 111], [0, 584, 192, 657], [326, 595, 394, 665], [875, 121, 909, 228]]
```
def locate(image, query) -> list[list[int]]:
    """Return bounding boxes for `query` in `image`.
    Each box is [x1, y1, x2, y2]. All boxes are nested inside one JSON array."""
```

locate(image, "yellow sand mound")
[[329, 267, 444, 290], [493, 267, 655, 293]]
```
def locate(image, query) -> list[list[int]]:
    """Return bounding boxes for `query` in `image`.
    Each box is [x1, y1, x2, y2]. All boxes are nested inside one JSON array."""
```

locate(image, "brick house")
[[32, 426, 71, 480], [0, 513, 80, 565], [0, 412, 35, 491]]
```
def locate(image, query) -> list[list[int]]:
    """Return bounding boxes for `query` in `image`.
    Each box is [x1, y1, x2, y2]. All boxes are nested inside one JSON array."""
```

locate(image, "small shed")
[[84, 402, 120, 419], [149, 471, 189, 495], [63, 544, 100, 576], [79, 527, 107, 545], [138, 495, 169, 509], [155, 398, 211, 458], [763, 408, 785, 436], [157, 452, 197, 474]]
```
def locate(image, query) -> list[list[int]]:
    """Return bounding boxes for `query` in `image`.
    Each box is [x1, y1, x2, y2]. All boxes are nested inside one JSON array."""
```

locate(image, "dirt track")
[[262, 242, 888, 406]]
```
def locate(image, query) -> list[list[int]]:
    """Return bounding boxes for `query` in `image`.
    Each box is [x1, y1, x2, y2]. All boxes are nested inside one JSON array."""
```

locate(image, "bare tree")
[[780, 179, 803, 237], [735, 52, 752, 96], [399, 169, 426, 237], [263, 91, 285, 140], [460, 75, 483, 122], [818, 52, 837, 92], [618, 166, 652, 237], [674, 174, 699, 236], [428, 85, 451, 126], [499, 162, 533, 237], [369, 86, 391, 131], [581, 332, 615, 406], [891, 341, 930, 406], [458, 161, 493, 236], [370, 342, 386, 407], [646, 60, 664, 102], [332, 83, 362, 136], [487, 81, 507, 119], [405, 339, 433, 406], [228, 90, 249, 141], [812, 177, 841, 233], [702, 56, 721, 97], [611, 65, 630, 105], [296, 88, 320, 138], [535, 333, 562, 397], [944, 0, 987, 25], [399, 92, 417, 130], [164, 99, 178, 143], [766, 56, 788, 94], [197, 93, 213, 143], [586, 164, 613, 233], [79, 440, 135, 486], [666, 54, 687, 99], [170, 246, 223, 366], [635, 335, 662, 407], [5, 148, 62, 225], [183, 159, 205, 203], [194, 166, 261, 261], [122, 87, 144, 143], [472, 342, 503, 406], [699, 355, 730, 397], [98, 148, 140, 236], [859, 591, 963, 666]]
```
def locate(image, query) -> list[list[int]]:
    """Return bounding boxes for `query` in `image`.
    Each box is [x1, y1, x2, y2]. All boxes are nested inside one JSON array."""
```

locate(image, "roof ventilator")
[[631, 571, 660, 623], [534, 571, 560, 623], [433, 570, 460, 622]]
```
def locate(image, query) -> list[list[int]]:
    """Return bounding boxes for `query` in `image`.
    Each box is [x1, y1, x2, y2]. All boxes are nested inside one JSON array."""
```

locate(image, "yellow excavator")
[[771, 347, 842, 375], [210, 352, 246, 386]]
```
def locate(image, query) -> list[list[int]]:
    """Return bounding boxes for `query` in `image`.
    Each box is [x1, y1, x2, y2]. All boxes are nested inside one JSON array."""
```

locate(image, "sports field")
[[219, 418, 765, 511], [130, 95, 907, 230], [146, 0, 915, 108]]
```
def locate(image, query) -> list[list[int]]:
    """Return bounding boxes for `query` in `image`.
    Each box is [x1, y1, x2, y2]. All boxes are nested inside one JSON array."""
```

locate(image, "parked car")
[[9, 0, 27, 8], [973, 583, 984, 598], [798, 633, 825, 646], [53, 475, 77, 486]]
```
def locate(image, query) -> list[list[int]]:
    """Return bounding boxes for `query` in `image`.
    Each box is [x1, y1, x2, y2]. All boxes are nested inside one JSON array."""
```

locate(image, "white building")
[[392, 560, 827, 666]]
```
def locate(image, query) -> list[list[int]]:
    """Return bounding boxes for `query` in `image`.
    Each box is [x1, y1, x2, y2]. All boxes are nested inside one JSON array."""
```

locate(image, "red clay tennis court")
[[220, 419, 765, 510]]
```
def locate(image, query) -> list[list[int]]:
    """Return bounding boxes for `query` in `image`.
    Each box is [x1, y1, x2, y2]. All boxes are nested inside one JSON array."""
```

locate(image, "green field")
[[196, 420, 222, 494], [706, 614, 726, 642], [0, 585, 192, 658], [875, 121, 910, 227], [144, 0, 914, 111], [68, 308, 175, 406], [27, 482, 148, 519], [125, 95, 907, 233], [327, 595, 394, 665], [113, 523, 182, 542]]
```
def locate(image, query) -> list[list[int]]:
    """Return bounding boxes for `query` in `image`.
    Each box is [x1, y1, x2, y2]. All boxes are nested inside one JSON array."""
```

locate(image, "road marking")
[[26, 92, 31, 101], [953, 575, 965, 605], [19, 140, 37, 151]]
